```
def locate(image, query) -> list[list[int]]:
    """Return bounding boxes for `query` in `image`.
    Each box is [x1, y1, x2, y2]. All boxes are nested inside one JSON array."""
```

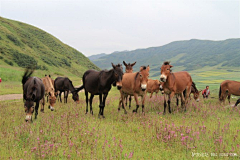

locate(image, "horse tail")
[[22, 68, 34, 86], [219, 85, 221, 100]]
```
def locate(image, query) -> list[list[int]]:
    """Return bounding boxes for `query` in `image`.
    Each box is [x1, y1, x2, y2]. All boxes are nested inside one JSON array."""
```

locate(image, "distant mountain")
[[88, 53, 107, 61], [0, 17, 99, 81], [91, 39, 240, 77]]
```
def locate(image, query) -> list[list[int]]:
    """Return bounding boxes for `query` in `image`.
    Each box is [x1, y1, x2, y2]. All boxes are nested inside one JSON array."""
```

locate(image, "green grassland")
[[0, 88, 240, 159]]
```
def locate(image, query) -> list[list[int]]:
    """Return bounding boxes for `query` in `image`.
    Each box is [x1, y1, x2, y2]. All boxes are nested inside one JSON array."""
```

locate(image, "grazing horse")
[[22, 68, 45, 122], [219, 80, 240, 104], [123, 61, 136, 108], [159, 61, 192, 114], [76, 63, 123, 118], [190, 82, 201, 101], [40, 75, 56, 112], [54, 77, 80, 103], [119, 66, 150, 114], [147, 79, 161, 98]]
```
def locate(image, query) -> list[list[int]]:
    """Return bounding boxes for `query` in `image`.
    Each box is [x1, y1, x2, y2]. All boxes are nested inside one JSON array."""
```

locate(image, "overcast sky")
[[0, 0, 239, 56]]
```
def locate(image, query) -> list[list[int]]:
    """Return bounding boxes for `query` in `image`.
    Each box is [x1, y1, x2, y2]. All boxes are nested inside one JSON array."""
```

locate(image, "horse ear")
[[49, 75, 51, 78], [45, 74, 47, 77], [169, 65, 173, 68], [123, 61, 127, 66], [111, 63, 116, 69], [147, 65, 150, 72], [131, 62, 136, 66]]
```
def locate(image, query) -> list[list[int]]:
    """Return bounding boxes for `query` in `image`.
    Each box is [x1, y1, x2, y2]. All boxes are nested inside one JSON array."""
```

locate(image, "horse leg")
[[85, 91, 89, 114], [184, 86, 191, 112], [89, 94, 94, 115], [125, 96, 128, 108], [65, 91, 69, 103], [176, 95, 179, 106], [121, 93, 127, 114], [234, 98, 240, 107], [163, 94, 167, 115], [133, 93, 139, 113], [141, 93, 147, 114], [180, 92, 186, 112], [129, 96, 132, 109], [40, 97, 45, 113], [98, 94, 103, 118], [35, 101, 40, 120], [168, 92, 175, 113], [59, 91, 62, 103], [227, 94, 231, 104], [101, 93, 109, 118], [150, 92, 153, 98]]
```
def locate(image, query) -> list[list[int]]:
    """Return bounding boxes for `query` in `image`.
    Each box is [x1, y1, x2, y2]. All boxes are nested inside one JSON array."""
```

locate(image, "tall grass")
[[0, 88, 239, 159]]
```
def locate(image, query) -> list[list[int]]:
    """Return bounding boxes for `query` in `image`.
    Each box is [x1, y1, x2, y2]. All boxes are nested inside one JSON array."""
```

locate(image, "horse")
[[147, 79, 161, 98], [40, 75, 56, 112], [54, 77, 80, 103], [190, 82, 201, 101], [159, 61, 192, 114], [76, 63, 123, 118], [118, 66, 150, 114], [22, 68, 45, 122], [219, 80, 240, 104], [123, 61, 136, 108]]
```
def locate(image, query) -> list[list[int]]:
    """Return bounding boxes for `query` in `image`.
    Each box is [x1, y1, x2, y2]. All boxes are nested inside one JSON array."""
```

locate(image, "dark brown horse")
[[219, 80, 240, 104], [54, 77, 80, 103], [77, 63, 123, 118], [159, 62, 192, 114], [119, 66, 150, 114], [22, 68, 45, 122], [123, 61, 136, 108], [190, 82, 201, 101]]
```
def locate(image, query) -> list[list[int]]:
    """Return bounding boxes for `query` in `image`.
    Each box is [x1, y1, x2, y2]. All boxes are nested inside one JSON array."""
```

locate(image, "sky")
[[0, 0, 239, 56]]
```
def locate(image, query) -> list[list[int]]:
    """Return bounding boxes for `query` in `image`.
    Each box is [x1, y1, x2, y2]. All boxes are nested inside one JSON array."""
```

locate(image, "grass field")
[[0, 88, 240, 159]]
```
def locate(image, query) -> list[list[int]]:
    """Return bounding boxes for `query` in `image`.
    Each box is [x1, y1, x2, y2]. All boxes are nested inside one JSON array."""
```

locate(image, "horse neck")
[[68, 80, 76, 92], [134, 72, 141, 87], [165, 73, 175, 88], [102, 69, 115, 85]]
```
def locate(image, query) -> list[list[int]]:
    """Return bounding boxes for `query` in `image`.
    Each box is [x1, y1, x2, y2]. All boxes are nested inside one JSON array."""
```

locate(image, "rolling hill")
[[0, 17, 99, 82], [91, 38, 240, 74]]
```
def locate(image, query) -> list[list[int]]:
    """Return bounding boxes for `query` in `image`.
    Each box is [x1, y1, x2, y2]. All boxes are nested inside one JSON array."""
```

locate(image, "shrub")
[[7, 34, 21, 46], [12, 52, 37, 68], [4, 59, 13, 66]]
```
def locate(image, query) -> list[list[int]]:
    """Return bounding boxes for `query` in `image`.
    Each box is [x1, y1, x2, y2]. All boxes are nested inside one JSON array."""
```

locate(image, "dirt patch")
[[0, 94, 23, 101]]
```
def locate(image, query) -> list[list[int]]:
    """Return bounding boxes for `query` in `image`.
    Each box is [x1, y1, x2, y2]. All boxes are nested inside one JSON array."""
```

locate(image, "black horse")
[[77, 63, 123, 118], [54, 77, 80, 103], [22, 68, 45, 122]]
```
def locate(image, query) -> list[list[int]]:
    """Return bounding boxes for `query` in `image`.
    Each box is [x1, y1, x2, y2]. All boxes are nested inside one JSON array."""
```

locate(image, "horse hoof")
[[133, 110, 137, 113], [124, 111, 127, 114], [102, 115, 105, 118], [40, 109, 44, 113], [91, 111, 93, 115], [118, 108, 120, 111], [163, 112, 166, 115], [85, 112, 88, 115]]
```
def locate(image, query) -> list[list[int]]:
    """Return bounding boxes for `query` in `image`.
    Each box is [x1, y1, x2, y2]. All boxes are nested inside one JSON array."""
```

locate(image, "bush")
[[13, 52, 37, 68], [4, 59, 13, 66], [7, 34, 21, 46]]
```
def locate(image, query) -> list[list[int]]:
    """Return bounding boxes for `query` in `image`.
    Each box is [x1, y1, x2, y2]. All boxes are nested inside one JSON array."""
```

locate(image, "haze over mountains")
[[89, 38, 240, 77]]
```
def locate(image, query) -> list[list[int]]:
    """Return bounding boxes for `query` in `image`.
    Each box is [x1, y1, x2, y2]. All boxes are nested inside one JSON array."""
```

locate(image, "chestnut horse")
[[40, 75, 56, 112], [123, 61, 136, 108], [119, 66, 150, 114], [159, 62, 192, 114], [77, 63, 123, 118], [219, 80, 240, 104], [147, 79, 161, 98], [22, 68, 45, 122]]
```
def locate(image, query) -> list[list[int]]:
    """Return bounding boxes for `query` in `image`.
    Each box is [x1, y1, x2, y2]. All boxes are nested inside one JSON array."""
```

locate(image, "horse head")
[[112, 63, 124, 90], [139, 65, 150, 91], [24, 87, 37, 122], [160, 61, 173, 82], [123, 61, 136, 73]]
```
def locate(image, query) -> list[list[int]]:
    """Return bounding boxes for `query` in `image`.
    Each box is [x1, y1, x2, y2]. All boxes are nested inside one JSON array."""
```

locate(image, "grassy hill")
[[0, 17, 99, 82], [91, 39, 240, 90]]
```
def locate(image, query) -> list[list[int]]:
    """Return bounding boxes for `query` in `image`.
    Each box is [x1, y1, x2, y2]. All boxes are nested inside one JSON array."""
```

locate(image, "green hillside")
[[0, 17, 99, 82]]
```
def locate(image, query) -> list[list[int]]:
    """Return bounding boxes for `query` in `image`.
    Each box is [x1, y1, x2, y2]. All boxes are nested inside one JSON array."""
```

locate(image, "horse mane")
[[163, 61, 170, 65], [192, 82, 198, 92]]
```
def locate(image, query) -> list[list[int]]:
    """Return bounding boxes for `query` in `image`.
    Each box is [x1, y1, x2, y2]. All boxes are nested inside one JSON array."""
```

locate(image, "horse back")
[[24, 77, 45, 101], [220, 80, 240, 96], [122, 72, 142, 95], [172, 71, 192, 93]]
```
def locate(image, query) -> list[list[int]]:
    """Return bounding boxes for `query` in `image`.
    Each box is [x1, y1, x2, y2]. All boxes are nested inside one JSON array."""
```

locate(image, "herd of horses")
[[22, 61, 240, 122]]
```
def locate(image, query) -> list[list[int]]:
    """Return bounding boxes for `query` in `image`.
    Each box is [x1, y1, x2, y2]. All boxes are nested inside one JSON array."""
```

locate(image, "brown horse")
[[147, 79, 161, 98], [40, 75, 56, 112], [190, 82, 201, 101], [159, 61, 192, 114], [119, 66, 150, 113], [219, 80, 240, 104], [123, 61, 136, 108]]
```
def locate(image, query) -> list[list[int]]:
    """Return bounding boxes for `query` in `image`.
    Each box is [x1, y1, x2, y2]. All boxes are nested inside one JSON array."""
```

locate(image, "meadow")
[[0, 87, 240, 159]]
